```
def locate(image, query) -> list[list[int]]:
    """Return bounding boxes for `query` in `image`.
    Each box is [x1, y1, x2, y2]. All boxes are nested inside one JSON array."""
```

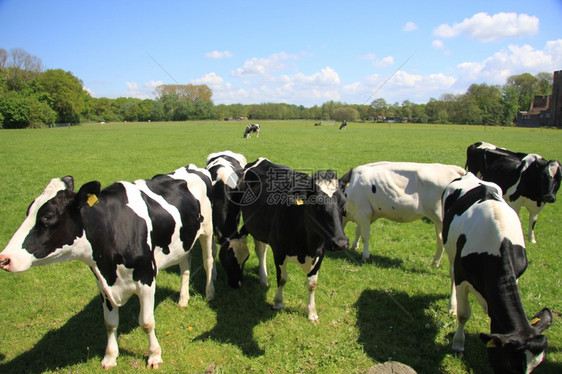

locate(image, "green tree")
[[38, 69, 88, 123], [333, 107, 359, 122], [370, 98, 388, 120], [505, 73, 538, 112]]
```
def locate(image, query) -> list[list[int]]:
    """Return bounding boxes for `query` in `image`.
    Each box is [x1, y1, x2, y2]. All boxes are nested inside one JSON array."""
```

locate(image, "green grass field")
[[0, 121, 560, 373]]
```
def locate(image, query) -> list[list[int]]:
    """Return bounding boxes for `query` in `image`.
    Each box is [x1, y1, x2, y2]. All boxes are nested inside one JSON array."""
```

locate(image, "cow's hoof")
[[101, 356, 117, 369], [147, 354, 163, 369], [272, 302, 284, 311], [308, 315, 319, 323]]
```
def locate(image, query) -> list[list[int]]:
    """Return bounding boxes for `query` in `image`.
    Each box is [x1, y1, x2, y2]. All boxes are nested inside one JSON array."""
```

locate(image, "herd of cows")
[[0, 141, 560, 372]]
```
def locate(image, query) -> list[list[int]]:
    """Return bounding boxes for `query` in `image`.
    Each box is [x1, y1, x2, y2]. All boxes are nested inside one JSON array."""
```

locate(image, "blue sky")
[[1, 0, 561, 106]]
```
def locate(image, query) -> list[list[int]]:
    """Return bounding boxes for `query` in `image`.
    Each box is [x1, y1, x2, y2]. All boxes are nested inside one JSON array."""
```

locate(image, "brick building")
[[517, 70, 562, 128]]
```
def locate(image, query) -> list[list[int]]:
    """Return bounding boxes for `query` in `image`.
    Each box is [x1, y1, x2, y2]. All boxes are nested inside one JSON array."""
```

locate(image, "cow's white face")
[[0, 177, 87, 272]]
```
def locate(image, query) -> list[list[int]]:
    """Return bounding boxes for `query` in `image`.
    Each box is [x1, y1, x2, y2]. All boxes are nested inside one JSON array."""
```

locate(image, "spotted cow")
[[466, 141, 561, 243], [205, 151, 268, 288], [223, 158, 348, 321], [340, 162, 466, 265], [442, 172, 552, 373], [0, 164, 215, 369]]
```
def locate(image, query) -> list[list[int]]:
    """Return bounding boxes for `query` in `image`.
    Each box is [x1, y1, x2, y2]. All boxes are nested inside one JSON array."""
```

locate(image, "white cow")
[[341, 162, 466, 265]]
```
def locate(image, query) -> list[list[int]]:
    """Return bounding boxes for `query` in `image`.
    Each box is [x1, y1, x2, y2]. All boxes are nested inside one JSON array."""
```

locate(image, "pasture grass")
[[0, 120, 560, 373]]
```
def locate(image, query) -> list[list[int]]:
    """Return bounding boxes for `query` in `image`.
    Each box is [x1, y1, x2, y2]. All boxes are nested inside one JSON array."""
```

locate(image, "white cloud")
[[344, 70, 457, 104], [205, 50, 233, 59], [232, 52, 300, 77], [201, 65, 341, 105], [125, 80, 163, 99], [360, 54, 394, 68], [456, 39, 562, 85], [402, 21, 418, 32], [434, 12, 539, 42], [432, 40, 445, 49]]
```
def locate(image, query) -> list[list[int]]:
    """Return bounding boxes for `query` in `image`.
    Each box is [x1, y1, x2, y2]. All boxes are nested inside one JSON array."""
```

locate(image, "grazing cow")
[[205, 151, 268, 288], [243, 123, 260, 138], [339, 120, 347, 130], [466, 141, 561, 243], [0, 165, 215, 369], [442, 172, 552, 373], [340, 162, 466, 265], [225, 158, 348, 321]]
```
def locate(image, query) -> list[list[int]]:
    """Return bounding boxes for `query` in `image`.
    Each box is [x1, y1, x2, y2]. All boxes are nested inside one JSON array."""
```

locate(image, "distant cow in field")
[[466, 141, 561, 243], [0, 165, 215, 369], [205, 151, 268, 288], [442, 172, 552, 374], [339, 120, 347, 130], [223, 158, 348, 321], [243, 124, 260, 138], [340, 162, 466, 265]]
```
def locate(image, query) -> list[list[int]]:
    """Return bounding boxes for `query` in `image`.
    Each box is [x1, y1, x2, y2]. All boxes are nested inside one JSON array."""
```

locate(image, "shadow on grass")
[[355, 289, 560, 374], [0, 286, 176, 372], [355, 289, 488, 374], [326, 247, 404, 269], [194, 264, 278, 357]]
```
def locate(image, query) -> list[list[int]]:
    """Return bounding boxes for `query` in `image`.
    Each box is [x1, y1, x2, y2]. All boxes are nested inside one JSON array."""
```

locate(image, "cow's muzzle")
[[328, 237, 349, 251], [0, 256, 11, 270]]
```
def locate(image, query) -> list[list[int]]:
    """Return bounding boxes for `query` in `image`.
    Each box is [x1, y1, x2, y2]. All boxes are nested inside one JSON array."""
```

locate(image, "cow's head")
[[297, 170, 349, 252], [539, 160, 561, 203], [0, 176, 100, 272], [218, 234, 249, 288], [480, 308, 552, 374]]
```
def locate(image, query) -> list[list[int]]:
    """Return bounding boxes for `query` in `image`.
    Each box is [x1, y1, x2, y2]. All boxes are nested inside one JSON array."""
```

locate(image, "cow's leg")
[[272, 262, 288, 310], [448, 263, 457, 316], [350, 223, 361, 250], [306, 273, 319, 322], [432, 222, 445, 267], [139, 285, 163, 369], [178, 251, 192, 308], [357, 215, 372, 260], [525, 204, 543, 244], [255, 240, 269, 287], [101, 300, 120, 369], [452, 282, 471, 353], [199, 232, 215, 301]]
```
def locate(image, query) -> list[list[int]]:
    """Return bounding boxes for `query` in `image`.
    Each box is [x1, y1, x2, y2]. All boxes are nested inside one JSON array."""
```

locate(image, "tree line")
[[0, 48, 554, 128]]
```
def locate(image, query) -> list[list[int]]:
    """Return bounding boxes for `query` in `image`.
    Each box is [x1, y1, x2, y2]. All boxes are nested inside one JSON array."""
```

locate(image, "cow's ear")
[[62, 176, 74, 191], [530, 308, 553, 333], [75, 181, 102, 209]]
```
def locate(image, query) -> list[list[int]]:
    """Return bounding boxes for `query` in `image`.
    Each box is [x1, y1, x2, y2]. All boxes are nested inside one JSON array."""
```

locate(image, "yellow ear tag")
[[530, 317, 541, 325], [86, 193, 99, 207], [346, 183, 350, 187], [486, 339, 497, 348], [296, 197, 304, 206]]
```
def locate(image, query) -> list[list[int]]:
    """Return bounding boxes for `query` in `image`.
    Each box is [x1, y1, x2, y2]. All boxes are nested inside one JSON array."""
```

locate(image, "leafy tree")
[[370, 98, 388, 120], [505, 73, 538, 112], [38, 69, 88, 123], [333, 107, 359, 122]]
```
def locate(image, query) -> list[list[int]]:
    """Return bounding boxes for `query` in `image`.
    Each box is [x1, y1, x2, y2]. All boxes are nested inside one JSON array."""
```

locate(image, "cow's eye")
[[40, 212, 56, 227]]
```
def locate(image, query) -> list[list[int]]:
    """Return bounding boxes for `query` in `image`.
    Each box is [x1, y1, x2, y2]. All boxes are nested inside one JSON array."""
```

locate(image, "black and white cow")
[[205, 151, 268, 288], [466, 141, 561, 243], [340, 162, 466, 265], [0, 164, 215, 369], [224, 158, 348, 321], [339, 120, 347, 130], [243, 123, 260, 138], [442, 172, 552, 373]]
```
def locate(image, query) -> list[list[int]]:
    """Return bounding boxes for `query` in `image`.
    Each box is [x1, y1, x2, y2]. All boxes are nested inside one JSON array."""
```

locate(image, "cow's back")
[[347, 162, 465, 221]]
